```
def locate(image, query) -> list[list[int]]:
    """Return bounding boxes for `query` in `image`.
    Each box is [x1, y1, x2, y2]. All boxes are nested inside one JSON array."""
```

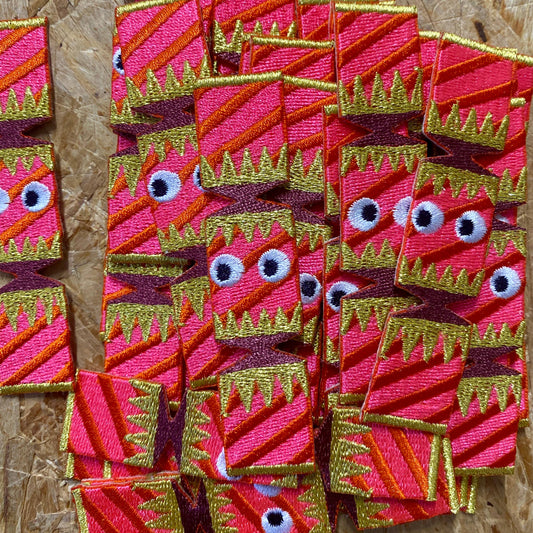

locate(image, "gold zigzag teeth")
[[138, 124, 198, 163], [181, 390, 213, 477], [219, 361, 309, 414], [398, 256, 485, 297], [0, 85, 50, 122], [426, 101, 509, 149], [288, 150, 324, 193], [296, 474, 331, 533], [0, 233, 61, 263], [325, 335, 339, 363], [338, 69, 423, 116], [109, 97, 153, 126], [457, 375, 523, 416], [326, 182, 340, 217], [471, 321, 525, 349], [497, 167, 527, 203], [489, 229, 527, 257], [105, 303, 173, 343], [124, 379, 161, 468], [355, 499, 393, 529], [158, 222, 206, 252], [126, 59, 211, 107], [213, 303, 302, 341], [295, 222, 331, 251], [381, 316, 471, 363], [0, 145, 53, 175], [108, 153, 142, 197], [200, 144, 288, 189], [205, 209, 295, 246], [325, 242, 340, 273], [205, 480, 238, 533], [341, 144, 426, 175], [134, 479, 184, 531], [341, 240, 397, 270], [341, 297, 416, 335], [212, 19, 298, 54], [171, 276, 210, 323], [416, 161, 499, 204], [0, 286, 67, 330], [330, 407, 373, 497]]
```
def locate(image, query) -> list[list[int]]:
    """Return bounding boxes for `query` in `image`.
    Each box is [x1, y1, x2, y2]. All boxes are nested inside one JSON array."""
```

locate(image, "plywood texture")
[[0, 0, 531, 532]]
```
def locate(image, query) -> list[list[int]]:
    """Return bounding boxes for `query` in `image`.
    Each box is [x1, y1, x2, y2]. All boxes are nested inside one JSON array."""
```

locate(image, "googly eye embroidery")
[[216, 451, 242, 481], [112, 49, 125, 75], [300, 273, 322, 304], [210, 254, 245, 288], [411, 201, 444, 234], [0, 188, 10, 214], [489, 267, 521, 299], [148, 170, 181, 202], [254, 484, 282, 498], [21, 182, 51, 212], [258, 249, 291, 283], [393, 196, 412, 227], [193, 164, 204, 191], [455, 211, 487, 243], [326, 281, 358, 312], [261, 508, 293, 533], [348, 197, 380, 231]]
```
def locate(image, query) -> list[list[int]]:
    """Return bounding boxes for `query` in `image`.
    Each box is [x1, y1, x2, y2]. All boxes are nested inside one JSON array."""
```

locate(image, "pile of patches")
[[3, 0, 531, 531]]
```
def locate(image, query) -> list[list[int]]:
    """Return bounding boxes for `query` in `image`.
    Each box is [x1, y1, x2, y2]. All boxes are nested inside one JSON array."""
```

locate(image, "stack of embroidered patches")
[[0, 18, 74, 393], [59, 0, 531, 531]]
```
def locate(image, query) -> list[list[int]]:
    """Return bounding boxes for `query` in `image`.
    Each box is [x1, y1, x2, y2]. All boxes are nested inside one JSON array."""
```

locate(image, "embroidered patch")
[[0, 18, 74, 393]]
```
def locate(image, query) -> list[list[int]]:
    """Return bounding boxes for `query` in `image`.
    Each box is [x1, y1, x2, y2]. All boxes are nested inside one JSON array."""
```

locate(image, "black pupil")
[[115, 53, 124, 72], [217, 263, 232, 282], [494, 275, 509, 293], [151, 178, 168, 197], [264, 259, 278, 277], [459, 218, 474, 236], [416, 209, 432, 227], [331, 289, 346, 309], [301, 279, 317, 298], [25, 190, 39, 207], [267, 511, 283, 527], [361, 203, 377, 222]]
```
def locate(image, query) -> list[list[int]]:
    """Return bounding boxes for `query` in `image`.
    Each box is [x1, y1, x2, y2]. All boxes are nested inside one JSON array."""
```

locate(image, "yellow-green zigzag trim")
[[381, 316, 471, 363], [124, 379, 162, 468], [398, 256, 485, 297], [341, 144, 425, 175], [213, 303, 302, 341], [219, 361, 309, 414]]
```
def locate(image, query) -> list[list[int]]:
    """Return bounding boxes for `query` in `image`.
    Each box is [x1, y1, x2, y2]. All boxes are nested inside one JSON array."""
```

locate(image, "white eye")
[[261, 508, 293, 533], [489, 267, 521, 299], [112, 49, 125, 75], [148, 170, 181, 202], [0, 188, 10, 214], [299, 273, 321, 304], [495, 213, 510, 224], [258, 249, 291, 283], [193, 164, 204, 191], [455, 211, 487, 243], [348, 197, 380, 231], [22, 182, 50, 212], [216, 451, 242, 481], [254, 484, 282, 497], [326, 281, 358, 312], [393, 196, 412, 227], [411, 201, 444, 234], [210, 254, 244, 287]]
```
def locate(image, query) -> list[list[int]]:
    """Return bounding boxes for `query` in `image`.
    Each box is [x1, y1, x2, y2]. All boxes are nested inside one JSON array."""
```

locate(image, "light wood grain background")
[[0, 1, 532, 531]]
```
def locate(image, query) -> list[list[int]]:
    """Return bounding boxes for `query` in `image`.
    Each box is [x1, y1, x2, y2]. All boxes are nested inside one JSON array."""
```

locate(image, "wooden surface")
[[0, 1, 532, 531]]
